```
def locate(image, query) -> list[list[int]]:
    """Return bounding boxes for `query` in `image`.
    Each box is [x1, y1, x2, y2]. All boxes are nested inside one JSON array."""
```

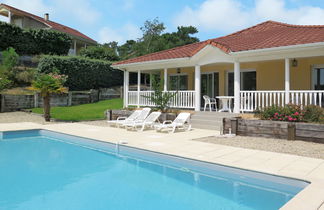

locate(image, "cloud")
[[174, 0, 324, 34], [98, 23, 141, 44], [122, 0, 135, 10]]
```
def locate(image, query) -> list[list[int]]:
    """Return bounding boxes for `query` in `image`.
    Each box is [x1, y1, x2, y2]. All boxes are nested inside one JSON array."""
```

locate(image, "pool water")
[[0, 130, 308, 210]]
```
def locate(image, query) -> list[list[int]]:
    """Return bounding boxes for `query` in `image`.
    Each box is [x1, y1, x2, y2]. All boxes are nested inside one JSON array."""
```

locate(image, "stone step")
[[191, 123, 221, 131], [190, 118, 223, 125]]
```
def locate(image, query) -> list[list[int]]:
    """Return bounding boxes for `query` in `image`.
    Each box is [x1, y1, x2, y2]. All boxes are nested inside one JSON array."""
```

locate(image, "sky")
[[1, 0, 324, 44]]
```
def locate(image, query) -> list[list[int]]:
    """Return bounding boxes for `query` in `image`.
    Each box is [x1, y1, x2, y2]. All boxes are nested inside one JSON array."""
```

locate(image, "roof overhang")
[[112, 42, 324, 71]]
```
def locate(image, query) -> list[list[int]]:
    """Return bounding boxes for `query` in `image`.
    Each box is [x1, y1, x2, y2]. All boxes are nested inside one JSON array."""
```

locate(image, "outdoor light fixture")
[[177, 68, 181, 74], [292, 59, 298, 67]]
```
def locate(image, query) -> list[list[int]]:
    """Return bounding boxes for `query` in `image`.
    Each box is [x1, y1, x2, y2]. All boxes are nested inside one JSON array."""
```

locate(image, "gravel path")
[[194, 135, 324, 159], [1, 112, 323, 159]]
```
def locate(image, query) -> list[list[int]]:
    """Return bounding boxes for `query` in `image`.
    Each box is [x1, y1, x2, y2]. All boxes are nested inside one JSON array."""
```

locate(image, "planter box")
[[223, 118, 324, 143]]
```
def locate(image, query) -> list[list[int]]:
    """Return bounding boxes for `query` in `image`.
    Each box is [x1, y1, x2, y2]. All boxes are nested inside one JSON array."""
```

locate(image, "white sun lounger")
[[154, 112, 191, 133], [124, 111, 161, 131], [118, 108, 151, 128], [107, 109, 142, 127]]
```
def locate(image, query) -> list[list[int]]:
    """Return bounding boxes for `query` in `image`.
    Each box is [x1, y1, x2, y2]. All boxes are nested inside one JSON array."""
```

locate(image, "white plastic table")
[[216, 96, 234, 113]]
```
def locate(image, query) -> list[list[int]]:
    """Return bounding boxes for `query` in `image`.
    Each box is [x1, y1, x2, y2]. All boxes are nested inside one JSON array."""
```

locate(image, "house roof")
[[114, 21, 324, 65], [0, 4, 97, 44]]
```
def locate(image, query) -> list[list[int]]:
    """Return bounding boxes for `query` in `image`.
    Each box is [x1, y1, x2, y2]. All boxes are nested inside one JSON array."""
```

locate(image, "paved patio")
[[1, 122, 324, 210]]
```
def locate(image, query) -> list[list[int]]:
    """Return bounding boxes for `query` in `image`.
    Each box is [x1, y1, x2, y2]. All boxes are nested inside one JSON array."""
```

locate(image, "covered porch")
[[123, 53, 324, 113]]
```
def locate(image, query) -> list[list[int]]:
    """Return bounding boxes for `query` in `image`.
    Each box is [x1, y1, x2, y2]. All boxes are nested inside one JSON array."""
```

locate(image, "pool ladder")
[[115, 140, 128, 156]]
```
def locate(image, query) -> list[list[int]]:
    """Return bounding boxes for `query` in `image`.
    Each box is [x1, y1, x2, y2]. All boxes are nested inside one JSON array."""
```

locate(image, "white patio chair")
[[118, 108, 151, 128], [203, 95, 217, 112], [154, 112, 191, 133], [107, 109, 142, 127], [124, 111, 161, 131]]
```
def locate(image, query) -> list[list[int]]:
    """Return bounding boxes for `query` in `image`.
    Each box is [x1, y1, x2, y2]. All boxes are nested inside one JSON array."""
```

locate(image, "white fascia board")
[[111, 57, 192, 71], [231, 42, 324, 62]]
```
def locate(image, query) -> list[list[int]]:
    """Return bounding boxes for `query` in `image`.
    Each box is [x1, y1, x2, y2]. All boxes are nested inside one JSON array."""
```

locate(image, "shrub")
[[303, 105, 324, 123], [260, 104, 303, 122], [79, 45, 119, 61], [37, 55, 123, 90], [0, 22, 71, 55], [260, 104, 324, 123]]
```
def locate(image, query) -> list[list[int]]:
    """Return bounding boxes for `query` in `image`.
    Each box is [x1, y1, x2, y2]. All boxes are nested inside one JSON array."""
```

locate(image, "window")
[[227, 71, 256, 96], [168, 75, 188, 90], [313, 68, 324, 90]]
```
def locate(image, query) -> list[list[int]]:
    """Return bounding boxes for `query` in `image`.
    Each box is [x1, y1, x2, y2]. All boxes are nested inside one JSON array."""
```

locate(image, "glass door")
[[201, 72, 219, 106], [227, 71, 256, 95], [313, 68, 324, 90]]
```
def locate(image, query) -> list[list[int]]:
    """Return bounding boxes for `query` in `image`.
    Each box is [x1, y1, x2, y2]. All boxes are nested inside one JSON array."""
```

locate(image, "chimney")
[[44, 13, 49, 21]]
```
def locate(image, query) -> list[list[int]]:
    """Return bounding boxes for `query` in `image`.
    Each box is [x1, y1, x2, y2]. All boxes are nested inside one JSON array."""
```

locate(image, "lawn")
[[31, 98, 123, 121]]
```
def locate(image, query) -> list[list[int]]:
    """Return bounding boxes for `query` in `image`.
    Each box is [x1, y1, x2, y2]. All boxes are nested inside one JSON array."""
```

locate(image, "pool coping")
[[1, 122, 324, 210]]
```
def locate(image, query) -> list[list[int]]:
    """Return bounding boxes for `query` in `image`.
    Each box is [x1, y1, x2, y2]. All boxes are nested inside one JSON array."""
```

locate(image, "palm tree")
[[31, 73, 67, 121]]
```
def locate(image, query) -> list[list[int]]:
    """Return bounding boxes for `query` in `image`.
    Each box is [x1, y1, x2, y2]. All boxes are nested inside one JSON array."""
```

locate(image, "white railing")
[[127, 91, 196, 109], [290, 90, 324, 107], [240, 90, 324, 112]]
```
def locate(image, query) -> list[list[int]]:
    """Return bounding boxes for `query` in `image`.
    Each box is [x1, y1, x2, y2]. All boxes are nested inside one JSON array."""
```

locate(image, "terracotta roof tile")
[[114, 21, 324, 65], [0, 4, 96, 43]]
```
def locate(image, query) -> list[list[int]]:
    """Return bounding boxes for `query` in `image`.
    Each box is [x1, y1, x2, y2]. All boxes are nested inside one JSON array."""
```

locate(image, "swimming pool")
[[0, 129, 308, 210]]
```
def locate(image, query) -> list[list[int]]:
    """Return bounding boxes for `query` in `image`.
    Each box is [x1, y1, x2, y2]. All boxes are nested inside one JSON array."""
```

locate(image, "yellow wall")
[[161, 56, 324, 95]]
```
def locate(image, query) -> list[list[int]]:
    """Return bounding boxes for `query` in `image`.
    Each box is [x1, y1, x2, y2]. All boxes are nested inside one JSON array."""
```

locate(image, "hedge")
[[38, 55, 123, 90], [0, 22, 71, 55]]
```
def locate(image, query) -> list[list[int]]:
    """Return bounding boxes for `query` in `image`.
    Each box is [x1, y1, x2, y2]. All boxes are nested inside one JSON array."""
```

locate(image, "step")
[[190, 119, 223, 126], [191, 115, 226, 121], [191, 123, 221, 131]]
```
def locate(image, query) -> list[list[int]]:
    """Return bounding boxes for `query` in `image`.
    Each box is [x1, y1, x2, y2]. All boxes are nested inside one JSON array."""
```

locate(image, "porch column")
[[8, 11, 12, 24], [163, 68, 168, 91], [285, 58, 290, 104], [234, 61, 241, 113], [137, 70, 141, 107], [73, 40, 77, 55], [124, 70, 129, 108], [195, 65, 201, 111], [149, 73, 153, 90]]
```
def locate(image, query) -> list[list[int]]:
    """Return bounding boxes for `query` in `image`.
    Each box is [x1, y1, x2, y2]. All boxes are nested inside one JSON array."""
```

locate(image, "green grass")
[[31, 98, 123, 121]]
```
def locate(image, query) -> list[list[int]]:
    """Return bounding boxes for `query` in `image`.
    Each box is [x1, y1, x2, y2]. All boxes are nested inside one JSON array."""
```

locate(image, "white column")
[[149, 73, 153, 90], [73, 40, 77, 55], [285, 58, 290, 104], [137, 70, 141, 107], [234, 61, 241, 113], [163, 68, 168, 91], [195, 65, 201, 111], [125, 71, 129, 107], [8, 11, 12, 24]]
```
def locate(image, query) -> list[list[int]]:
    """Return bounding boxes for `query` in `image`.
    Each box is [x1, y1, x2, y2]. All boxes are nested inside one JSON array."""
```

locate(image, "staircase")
[[190, 111, 239, 131]]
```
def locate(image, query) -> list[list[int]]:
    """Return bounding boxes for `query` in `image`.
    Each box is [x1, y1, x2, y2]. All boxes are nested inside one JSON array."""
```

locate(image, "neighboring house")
[[112, 21, 324, 113], [0, 4, 97, 55]]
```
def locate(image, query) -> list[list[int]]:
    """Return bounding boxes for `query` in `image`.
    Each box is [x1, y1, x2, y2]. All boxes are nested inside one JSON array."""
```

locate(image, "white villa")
[[112, 21, 324, 113]]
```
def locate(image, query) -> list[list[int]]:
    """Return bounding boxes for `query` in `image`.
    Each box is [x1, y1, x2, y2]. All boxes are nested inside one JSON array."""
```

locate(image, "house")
[[112, 21, 324, 113], [0, 4, 97, 55]]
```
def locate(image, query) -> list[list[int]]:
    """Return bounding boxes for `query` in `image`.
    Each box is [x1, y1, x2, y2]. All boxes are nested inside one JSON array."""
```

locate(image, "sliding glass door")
[[201, 72, 219, 105], [227, 71, 256, 96]]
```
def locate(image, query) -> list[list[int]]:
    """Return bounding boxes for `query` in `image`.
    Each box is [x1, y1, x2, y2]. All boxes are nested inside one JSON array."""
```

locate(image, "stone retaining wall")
[[0, 88, 121, 112]]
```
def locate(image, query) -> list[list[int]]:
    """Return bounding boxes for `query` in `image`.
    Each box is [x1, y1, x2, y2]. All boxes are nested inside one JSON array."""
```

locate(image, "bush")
[[79, 45, 119, 61], [260, 104, 324, 123], [303, 105, 324, 123], [37, 55, 123, 90], [0, 22, 71, 55]]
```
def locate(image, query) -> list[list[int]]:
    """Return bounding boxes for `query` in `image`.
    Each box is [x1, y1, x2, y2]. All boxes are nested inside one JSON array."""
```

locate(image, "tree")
[[143, 75, 176, 112], [117, 19, 199, 60], [79, 45, 119, 61], [0, 47, 19, 90], [31, 72, 67, 121]]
